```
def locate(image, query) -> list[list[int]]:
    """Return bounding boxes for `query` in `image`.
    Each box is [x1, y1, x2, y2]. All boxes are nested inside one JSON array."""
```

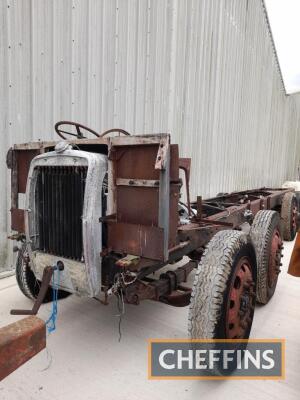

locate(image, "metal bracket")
[[155, 137, 169, 170], [116, 178, 160, 188]]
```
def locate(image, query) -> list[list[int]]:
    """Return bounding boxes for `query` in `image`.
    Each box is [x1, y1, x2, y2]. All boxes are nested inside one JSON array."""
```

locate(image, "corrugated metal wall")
[[1, 0, 300, 268]]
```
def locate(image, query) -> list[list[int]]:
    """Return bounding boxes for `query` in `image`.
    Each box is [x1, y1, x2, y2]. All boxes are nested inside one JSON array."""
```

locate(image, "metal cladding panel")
[[107, 222, 165, 261], [1, 0, 300, 270], [110, 137, 179, 258]]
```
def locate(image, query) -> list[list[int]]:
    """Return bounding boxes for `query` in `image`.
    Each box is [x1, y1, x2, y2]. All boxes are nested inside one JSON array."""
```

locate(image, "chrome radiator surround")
[[25, 148, 107, 297]]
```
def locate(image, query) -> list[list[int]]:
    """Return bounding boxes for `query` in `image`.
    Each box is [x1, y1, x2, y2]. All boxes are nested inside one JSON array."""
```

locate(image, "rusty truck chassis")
[[102, 187, 290, 307], [6, 122, 294, 312]]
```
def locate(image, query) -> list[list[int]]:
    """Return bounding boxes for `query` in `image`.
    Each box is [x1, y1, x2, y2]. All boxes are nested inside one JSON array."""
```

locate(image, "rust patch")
[[17, 150, 40, 193], [11, 208, 25, 232], [0, 316, 46, 381], [107, 222, 165, 260]]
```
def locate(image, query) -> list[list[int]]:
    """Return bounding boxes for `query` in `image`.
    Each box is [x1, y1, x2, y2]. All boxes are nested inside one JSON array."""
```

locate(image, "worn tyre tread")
[[188, 230, 254, 339], [15, 244, 70, 303], [16, 247, 38, 300], [281, 192, 297, 241], [250, 210, 281, 304]]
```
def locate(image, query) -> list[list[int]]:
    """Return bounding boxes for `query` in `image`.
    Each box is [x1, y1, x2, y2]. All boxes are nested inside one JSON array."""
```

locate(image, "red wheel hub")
[[268, 228, 282, 288], [292, 205, 298, 232], [226, 257, 255, 339]]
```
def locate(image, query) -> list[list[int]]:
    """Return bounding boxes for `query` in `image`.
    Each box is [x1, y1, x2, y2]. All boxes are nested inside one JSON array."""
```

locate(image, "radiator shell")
[[25, 148, 107, 297]]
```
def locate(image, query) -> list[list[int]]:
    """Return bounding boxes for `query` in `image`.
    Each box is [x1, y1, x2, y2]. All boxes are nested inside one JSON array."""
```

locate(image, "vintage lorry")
[[5, 122, 299, 341]]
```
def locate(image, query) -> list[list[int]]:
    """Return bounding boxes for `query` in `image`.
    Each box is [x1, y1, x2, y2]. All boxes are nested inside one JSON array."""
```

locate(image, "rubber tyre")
[[16, 245, 71, 302], [188, 230, 257, 339], [281, 192, 298, 241], [250, 210, 282, 304]]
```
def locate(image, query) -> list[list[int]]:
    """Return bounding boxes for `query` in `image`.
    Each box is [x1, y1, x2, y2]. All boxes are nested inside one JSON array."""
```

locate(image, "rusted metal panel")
[[11, 208, 25, 233], [112, 143, 179, 181], [170, 145, 179, 181], [117, 186, 159, 226], [9, 148, 41, 232], [8, 148, 40, 213], [107, 222, 165, 260], [116, 184, 179, 248], [115, 145, 161, 180], [17, 150, 40, 193], [0, 316, 46, 381], [108, 136, 179, 261]]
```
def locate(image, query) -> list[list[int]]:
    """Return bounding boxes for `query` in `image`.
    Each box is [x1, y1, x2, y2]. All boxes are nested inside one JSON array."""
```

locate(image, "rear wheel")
[[250, 210, 283, 304], [188, 230, 256, 339], [15, 244, 71, 302], [281, 192, 298, 241]]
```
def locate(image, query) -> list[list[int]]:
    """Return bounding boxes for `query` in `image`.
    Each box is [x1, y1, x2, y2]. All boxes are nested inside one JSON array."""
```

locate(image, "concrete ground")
[[0, 240, 299, 400]]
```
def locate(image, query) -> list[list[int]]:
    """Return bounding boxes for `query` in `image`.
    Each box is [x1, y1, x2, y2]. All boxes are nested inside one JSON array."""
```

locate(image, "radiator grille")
[[35, 165, 87, 260]]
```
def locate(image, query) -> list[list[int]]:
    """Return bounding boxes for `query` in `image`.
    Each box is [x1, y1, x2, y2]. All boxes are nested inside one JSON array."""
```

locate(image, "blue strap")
[[46, 269, 60, 334]]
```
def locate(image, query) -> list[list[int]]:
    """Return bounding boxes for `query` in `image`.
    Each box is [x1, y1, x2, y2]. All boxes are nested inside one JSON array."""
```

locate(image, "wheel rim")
[[291, 203, 298, 234], [226, 257, 255, 339], [268, 228, 282, 288]]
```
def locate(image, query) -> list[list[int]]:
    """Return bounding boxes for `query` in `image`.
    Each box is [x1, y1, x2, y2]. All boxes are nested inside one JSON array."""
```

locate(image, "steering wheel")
[[55, 121, 100, 139], [55, 122, 131, 140], [100, 128, 131, 137]]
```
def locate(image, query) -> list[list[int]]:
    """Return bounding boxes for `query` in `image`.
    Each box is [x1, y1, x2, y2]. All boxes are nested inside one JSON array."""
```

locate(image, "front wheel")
[[188, 230, 257, 339], [15, 244, 71, 302]]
